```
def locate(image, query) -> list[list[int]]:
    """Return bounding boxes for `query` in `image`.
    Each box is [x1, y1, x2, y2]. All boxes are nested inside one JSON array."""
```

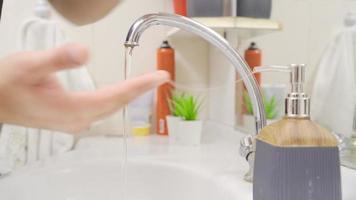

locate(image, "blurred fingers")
[[70, 70, 170, 120], [5, 43, 89, 82]]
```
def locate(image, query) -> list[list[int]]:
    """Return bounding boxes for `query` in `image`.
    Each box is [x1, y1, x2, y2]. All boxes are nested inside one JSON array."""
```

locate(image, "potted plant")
[[167, 92, 202, 145], [166, 91, 184, 143], [243, 91, 278, 132]]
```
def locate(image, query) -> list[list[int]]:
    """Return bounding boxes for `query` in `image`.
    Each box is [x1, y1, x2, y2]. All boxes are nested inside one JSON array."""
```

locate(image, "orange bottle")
[[156, 41, 175, 135], [244, 42, 261, 84], [173, 0, 187, 16], [243, 42, 262, 115]]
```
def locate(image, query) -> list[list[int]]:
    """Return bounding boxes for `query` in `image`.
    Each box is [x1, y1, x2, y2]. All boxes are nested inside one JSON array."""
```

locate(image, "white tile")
[[243, 0, 311, 85]]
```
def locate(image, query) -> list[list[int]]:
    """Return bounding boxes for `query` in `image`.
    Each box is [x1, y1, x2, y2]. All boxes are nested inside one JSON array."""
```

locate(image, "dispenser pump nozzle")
[[286, 64, 310, 118], [290, 64, 305, 93], [253, 64, 310, 118]]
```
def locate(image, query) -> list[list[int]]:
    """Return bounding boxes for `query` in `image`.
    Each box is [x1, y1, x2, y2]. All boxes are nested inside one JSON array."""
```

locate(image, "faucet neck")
[[125, 13, 267, 134]]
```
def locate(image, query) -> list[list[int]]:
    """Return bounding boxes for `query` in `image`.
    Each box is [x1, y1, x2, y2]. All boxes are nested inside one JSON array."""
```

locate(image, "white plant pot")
[[177, 120, 203, 146], [166, 115, 182, 144]]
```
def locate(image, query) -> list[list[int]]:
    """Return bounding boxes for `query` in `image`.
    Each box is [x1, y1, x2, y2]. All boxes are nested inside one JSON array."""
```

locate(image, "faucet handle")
[[240, 135, 254, 159], [240, 134, 255, 182]]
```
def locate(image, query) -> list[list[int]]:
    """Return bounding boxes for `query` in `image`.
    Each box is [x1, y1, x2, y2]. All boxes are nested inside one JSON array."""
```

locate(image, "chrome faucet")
[[124, 13, 267, 182]]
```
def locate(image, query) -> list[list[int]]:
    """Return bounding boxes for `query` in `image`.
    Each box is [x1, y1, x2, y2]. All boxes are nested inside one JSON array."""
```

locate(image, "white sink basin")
[[0, 159, 241, 200], [1, 156, 354, 200], [0, 126, 355, 200]]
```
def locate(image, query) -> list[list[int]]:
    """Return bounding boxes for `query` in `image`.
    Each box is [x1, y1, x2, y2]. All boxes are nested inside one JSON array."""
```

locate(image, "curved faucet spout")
[[125, 13, 266, 181], [125, 13, 266, 133]]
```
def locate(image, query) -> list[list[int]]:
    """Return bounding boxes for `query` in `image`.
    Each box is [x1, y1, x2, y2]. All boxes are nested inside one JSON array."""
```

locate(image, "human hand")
[[0, 43, 169, 133]]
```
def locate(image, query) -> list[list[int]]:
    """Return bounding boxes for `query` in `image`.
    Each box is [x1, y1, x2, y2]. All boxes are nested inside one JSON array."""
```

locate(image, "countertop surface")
[[73, 121, 355, 200], [75, 121, 253, 199], [4, 121, 356, 200]]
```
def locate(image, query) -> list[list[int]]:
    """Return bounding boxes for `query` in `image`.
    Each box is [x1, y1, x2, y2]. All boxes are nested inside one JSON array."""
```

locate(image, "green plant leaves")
[[243, 92, 254, 115], [265, 95, 278, 119], [167, 91, 201, 121], [243, 91, 278, 120]]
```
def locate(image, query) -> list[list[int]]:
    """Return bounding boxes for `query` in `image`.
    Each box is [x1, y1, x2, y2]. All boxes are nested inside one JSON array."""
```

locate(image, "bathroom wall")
[[0, 0, 35, 55], [242, 0, 356, 87], [0, 0, 355, 134]]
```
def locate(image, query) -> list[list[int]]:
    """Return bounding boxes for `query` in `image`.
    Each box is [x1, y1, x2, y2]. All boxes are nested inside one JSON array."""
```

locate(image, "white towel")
[[311, 27, 356, 137], [0, 15, 95, 169]]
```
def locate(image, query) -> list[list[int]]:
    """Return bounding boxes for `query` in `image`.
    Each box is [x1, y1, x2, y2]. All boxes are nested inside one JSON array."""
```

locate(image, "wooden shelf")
[[167, 17, 282, 39]]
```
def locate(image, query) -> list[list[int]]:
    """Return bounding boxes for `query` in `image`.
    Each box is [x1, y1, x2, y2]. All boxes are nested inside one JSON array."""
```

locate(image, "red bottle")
[[244, 42, 261, 84], [156, 41, 175, 135], [173, 0, 187, 16]]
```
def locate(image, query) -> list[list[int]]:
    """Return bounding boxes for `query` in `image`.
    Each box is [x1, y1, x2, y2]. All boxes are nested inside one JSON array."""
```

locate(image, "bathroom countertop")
[[11, 121, 355, 200], [71, 121, 356, 200], [71, 121, 253, 199]]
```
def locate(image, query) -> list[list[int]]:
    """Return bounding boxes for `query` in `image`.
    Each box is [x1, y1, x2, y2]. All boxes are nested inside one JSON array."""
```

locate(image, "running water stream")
[[121, 47, 133, 200]]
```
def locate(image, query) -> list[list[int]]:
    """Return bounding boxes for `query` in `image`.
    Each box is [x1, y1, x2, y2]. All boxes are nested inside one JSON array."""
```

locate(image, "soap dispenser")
[[253, 64, 342, 200]]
